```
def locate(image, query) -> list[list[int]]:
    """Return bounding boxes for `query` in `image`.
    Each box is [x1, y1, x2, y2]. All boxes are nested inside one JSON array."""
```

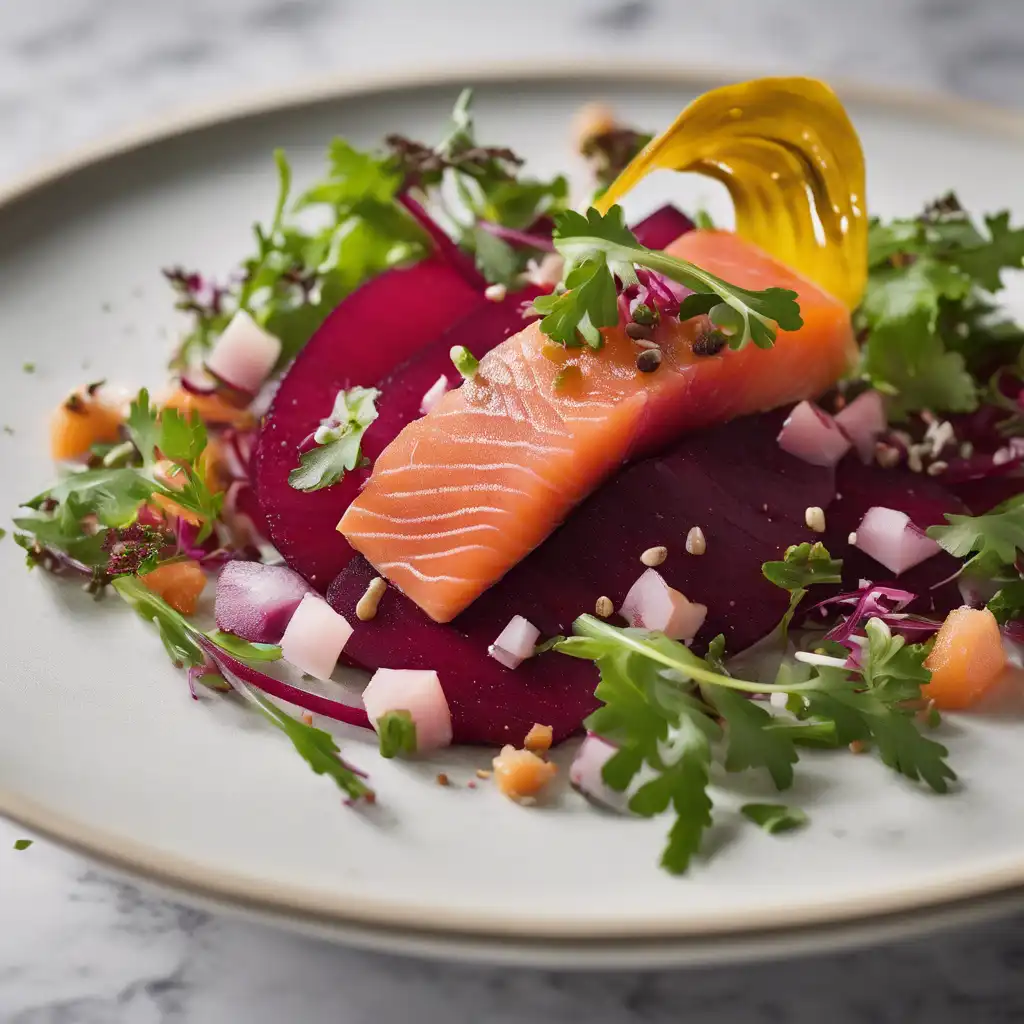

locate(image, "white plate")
[[3, 64, 1024, 969]]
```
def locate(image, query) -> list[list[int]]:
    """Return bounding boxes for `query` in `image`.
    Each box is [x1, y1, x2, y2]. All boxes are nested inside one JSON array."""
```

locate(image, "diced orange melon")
[[140, 560, 207, 616], [923, 607, 1007, 710], [50, 391, 123, 461]]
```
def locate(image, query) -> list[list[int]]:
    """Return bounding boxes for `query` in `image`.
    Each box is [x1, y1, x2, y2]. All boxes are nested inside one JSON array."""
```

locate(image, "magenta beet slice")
[[254, 259, 484, 588], [631, 204, 695, 250], [823, 458, 968, 617], [328, 411, 837, 746]]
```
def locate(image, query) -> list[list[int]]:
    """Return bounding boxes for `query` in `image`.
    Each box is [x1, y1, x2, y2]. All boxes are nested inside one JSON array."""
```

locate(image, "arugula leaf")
[[112, 577, 371, 800], [534, 205, 802, 351], [377, 710, 418, 759], [288, 386, 380, 492], [205, 631, 283, 662], [245, 688, 372, 802], [928, 503, 1024, 571], [740, 803, 808, 834]]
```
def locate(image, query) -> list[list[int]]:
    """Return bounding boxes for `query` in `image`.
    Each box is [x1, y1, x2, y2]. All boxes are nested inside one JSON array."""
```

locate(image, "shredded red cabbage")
[[811, 584, 942, 647]]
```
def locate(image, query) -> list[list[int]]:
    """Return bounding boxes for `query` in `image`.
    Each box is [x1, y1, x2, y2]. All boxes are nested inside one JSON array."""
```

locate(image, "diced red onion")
[[362, 668, 453, 751], [569, 733, 630, 813], [178, 367, 220, 396], [835, 390, 887, 463], [487, 615, 541, 670], [205, 310, 281, 394], [854, 506, 942, 575], [280, 594, 353, 680], [620, 568, 707, 642], [419, 374, 450, 415], [777, 400, 852, 467], [215, 561, 315, 644]]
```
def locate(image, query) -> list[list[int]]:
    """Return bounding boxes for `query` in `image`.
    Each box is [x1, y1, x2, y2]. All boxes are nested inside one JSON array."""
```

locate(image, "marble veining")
[[2, 1, 1024, 1021]]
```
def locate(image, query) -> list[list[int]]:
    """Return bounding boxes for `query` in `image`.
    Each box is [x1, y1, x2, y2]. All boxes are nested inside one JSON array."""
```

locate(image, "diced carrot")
[[924, 607, 1007, 710], [162, 387, 255, 430], [140, 560, 207, 616], [492, 744, 557, 802], [50, 391, 123, 461], [149, 493, 202, 527], [523, 723, 554, 754]]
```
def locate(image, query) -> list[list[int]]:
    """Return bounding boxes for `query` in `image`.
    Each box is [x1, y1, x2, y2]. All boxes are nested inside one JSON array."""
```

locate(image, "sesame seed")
[[848, 532, 858, 545], [476, 768, 492, 779], [641, 545, 668, 567], [685, 526, 706, 555], [594, 595, 614, 618], [926, 460, 948, 476], [484, 283, 507, 302], [355, 577, 388, 621], [907, 448, 924, 473], [960, 441, 974, 459], [805, 506, 826, 533]]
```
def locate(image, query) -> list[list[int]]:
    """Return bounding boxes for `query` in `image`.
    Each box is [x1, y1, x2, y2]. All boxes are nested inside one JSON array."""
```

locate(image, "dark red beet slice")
[[328, 411, 836, 746], [631, 204, 696, 250], [254, 259, 484, 588], [823, 458, 968, 617]]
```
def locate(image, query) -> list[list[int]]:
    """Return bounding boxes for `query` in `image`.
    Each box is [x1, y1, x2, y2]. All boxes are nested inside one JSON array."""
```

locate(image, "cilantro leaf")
[[952, 211, 1024, 292], [535, 205, 802, 352], [158, 407, 208, 465], [377, 710, 418, 759], [928, 503, 1024, 571], [288, 386, 380, 493], [740, 803, 808, 834], [470, 225, 520, 286]]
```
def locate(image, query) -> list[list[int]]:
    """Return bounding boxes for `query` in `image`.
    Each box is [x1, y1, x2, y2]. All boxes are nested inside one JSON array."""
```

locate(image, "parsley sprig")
[[532, 206, 803, 350], [288, 386, 381, 493], [857, 194, 1024, 417], [555, 614, 951, 874]]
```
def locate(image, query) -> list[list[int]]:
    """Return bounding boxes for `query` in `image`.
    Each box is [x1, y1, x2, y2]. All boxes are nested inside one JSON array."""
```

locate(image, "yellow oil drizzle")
[[595, 77, 868, 309]]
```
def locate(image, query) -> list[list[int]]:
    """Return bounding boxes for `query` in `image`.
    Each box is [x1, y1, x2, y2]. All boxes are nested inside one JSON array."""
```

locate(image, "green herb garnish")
[[740, 803, 808, 834], [532, 206, 802, 350], [554, 614, 949, 874], [377, 710, 418, 759], [450, 345, 479, 380], [13, 839, 33, 851], [762, 541, 843, 640], [288, 385, 380, 493]]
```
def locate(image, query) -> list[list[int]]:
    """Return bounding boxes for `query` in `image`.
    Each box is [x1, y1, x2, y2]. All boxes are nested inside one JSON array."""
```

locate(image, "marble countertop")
[[3, 1, 1024, 1021]]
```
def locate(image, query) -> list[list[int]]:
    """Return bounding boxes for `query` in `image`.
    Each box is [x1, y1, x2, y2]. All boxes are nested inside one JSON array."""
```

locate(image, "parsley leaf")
[[988, 580, 1024, 623], [554, 611, 953, 873], [288, 386, 380, 492], [762, 542, 843, 638], [740, 803, 808, 834], [377, 710, 418, 759], [928, 503, 1024, 571], [857, 195, 1024, 416], [535, 205, 802, 351]]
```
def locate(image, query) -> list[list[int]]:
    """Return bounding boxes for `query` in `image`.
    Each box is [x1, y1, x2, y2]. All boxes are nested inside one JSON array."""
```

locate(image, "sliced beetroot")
[[254, 259, 485, 588], [214, 561, 315, 644], [631, 205, 695, 250], [328, 411, 837, 745], [823, 458, 968, 617]]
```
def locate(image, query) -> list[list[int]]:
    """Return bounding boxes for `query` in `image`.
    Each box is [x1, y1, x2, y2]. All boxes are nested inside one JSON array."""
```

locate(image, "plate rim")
[[4, 58, 1024, 958]]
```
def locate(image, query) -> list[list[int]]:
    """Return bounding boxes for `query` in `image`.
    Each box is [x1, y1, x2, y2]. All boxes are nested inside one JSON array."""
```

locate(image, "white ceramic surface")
[[2, 67, 1024, 966]]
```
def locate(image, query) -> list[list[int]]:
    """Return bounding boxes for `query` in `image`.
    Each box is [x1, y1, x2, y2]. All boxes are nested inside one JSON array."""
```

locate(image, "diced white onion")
[[280, 594, 353, 681], [205, 310, 281, 393], [620, 569, 707, 642], [487, 615, 541, 670], [362, 668, 453, 752], [854, 506, 942, 575], [419, 374, 450, 415], [835, 390, 887, 463], [569, 734, 630, 812], [777, 400, 852, 467]]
